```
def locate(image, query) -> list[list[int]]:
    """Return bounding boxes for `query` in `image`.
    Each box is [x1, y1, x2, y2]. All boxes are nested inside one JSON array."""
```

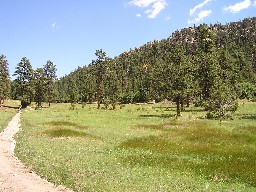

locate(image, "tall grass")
[[15, 102, 256, 191]]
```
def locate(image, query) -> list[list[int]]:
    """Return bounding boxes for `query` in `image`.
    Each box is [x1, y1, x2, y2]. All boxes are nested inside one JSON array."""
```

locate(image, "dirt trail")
[[0, 112, 72, 192]]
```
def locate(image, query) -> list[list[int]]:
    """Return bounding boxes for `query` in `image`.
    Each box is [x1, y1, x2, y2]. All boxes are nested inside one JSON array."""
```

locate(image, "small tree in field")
[[34, 68, 46, 109], [206, 81, 238, 119], [43, 60, 57, 107], [154, 44, 193, 116], [102, 58, 121, 110], [13, 57, 34, 108], [93, 49, 107, 110]]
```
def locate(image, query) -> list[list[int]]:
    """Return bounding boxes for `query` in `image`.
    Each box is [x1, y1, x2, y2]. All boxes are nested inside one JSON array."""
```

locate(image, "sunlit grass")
[[0, 100, 18, 132], [0, 110, 17, 132], [14, 101, 256, 191], [119, 120, 256, 186]]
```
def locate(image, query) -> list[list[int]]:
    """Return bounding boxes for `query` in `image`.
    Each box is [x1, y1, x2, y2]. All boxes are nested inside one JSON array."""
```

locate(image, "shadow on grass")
[[183, 108, 206, 113], [237, 114, 256, 120], [2, 105, 20, 109], [46, 121, 89, 129], [139, 114, 176, 118], [152, 106, 176, 111], [131, 121, 181, 131], [43, 121, 99, 140], [43, 128, 98, 139]]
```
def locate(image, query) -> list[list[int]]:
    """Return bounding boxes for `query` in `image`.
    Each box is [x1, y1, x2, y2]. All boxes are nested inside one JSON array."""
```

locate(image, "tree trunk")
[[176, 96, 181, 117], [181, 100, 184, 111], [48, 87, 51, 108], [186, 95, 190, 107], [97, 71, 101, 110]]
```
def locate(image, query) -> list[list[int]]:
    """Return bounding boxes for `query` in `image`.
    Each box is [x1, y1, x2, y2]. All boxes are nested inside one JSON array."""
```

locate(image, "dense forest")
[[1, 17, 256, 118]]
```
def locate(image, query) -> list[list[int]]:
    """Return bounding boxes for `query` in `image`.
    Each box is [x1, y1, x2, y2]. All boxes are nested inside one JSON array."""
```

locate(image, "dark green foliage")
[[238, 82, 256, 100], [11, 58, 57, 109], [11, 80, 20, 100], [34, 68, 46, 109], [94, 49, 107, 110], [206, 87, 238, 119], [13, 57, 34, 108], [133, 89, 149, 103], [120, 91, 135, 104], [156, 44, 194, 116], [43, 60, 57, 107], [0, 55, 11, 106], [198, 47, 240, 118]]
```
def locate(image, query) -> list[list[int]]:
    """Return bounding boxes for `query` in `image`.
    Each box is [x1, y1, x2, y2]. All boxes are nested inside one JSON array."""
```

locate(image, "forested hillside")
[[54, 17, 256, 117], [1, 17, 254, 117]]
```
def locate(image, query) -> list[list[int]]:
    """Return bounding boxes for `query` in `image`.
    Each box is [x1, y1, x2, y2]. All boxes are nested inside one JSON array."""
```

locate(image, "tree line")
[[1, 17, 255, 118], [0, 56, 57, 109]]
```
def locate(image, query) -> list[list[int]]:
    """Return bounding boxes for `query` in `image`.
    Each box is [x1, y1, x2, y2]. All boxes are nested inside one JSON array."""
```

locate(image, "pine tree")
[[67, 76, 79, 109], [13, 57, 34, 108], [34, 68, 46, 109], [0, 55, 11, 106], [93, 49, 107, 110], [194, 25, 220, 109], [163, 44, 193, 116], [102, 58, 121, 109], [43, 60, 57, 107], [206, 48, 239, 118]]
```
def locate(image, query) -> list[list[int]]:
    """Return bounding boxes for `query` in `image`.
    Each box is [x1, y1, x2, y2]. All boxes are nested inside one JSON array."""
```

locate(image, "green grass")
[[14, 102, 256, 191], [0, 100, 18, 132], [119, 121, 256, 186]]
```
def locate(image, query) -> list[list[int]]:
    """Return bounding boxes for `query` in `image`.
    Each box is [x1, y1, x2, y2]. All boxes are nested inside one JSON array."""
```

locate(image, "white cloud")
[[145, 9, 151, 14], [188, 10, 212, 24], [165, 16, 171, 21], [128, 0, 167, 19], [136, 13, 141, 17], [51, 22, 56, 29], [224, 0, 251, 13], [189, 0, 213, 16], [148, 0, 166, 18], [188, 0, 214, 24], [253, 0, 256, 6], [129, 0, 157, 7]]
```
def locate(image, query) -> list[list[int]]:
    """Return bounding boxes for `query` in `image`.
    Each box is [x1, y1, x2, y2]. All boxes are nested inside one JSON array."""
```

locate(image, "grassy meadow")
[[0, 100, 19, 132], [14, 101, 256, 192]]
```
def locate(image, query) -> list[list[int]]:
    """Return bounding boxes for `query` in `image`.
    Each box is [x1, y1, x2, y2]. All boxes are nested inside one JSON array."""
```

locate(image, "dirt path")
[[0, 112, 72, 192]]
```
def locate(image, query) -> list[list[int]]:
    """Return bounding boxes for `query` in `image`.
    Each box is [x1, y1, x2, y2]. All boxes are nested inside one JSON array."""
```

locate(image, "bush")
[[120, 92, 135, 104], [206, 100, 238, 119], [21, 99, 30, 108], [133, 89, 149, 103]]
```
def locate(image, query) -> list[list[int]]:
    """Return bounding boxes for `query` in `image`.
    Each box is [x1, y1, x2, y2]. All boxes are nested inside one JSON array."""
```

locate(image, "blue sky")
[[1, 0, 256, 79]]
